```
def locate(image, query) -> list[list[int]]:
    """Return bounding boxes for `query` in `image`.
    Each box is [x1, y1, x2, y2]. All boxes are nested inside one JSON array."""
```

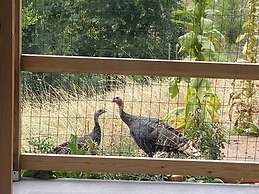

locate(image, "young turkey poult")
[[112, 96, 200, 158], [53, 108, 106, 155]]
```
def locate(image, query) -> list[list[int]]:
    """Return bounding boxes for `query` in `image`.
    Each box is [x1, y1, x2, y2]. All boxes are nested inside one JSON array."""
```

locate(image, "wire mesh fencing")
[[21, 0, 259, 161], [22, 0, 258, 62], [21, 73, 259, 161]]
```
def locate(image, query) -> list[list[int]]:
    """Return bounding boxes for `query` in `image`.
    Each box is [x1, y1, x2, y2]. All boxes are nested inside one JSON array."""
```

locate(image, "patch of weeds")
[[185, 176, 224, 183], [23, 136, 56, 179]]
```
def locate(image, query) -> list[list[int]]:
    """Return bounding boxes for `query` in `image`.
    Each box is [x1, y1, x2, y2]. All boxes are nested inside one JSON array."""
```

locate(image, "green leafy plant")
[[167, 0, 226, 160], [166, 78, 221, 130], [53, 134, 99, 178], [210, 0, 246, 44], [22, 2, 41, 30], [244, 123, 259, 136], [22, 0, 184, 99], [193, 123, 225, 160], [166, 78, 225, 160], [235, 0, 258, 64], [173, 0, 225, 61], [27, 136, 54, 154], [68, 134, 98, 155], [24, 136, 56, 179]]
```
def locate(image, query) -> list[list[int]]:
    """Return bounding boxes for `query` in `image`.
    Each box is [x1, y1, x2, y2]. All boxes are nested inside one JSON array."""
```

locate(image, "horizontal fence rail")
[[21, 154, 259, 181], [22, 54, 259, 80]]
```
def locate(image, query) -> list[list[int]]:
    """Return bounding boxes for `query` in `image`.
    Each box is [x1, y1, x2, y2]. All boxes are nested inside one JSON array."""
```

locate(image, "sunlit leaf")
[[198, 35, 215, 52], [174, 20, 194, 31], [201, 17, 213, 32], [245, 123, 259, 135], [173, 9, 193, 16], [236, 33, 247, 43], [169, 78, 180, 98], [178, 31, 196, 53], [205, 9, 220, 16], [242, 42, 248, 54]]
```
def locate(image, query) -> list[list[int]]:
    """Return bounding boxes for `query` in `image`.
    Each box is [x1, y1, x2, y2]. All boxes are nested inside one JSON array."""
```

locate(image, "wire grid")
[[21, 0, 259, 160], [21, 73, 259, 161], [22, 0, 259, 62]]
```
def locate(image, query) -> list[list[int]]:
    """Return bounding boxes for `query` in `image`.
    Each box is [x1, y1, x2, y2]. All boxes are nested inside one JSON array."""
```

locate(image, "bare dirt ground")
[[223, 135, 259, 162]]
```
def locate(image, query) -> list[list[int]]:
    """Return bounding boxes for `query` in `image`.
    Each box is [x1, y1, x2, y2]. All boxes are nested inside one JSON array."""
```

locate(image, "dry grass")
[[22, 78, 180, 155], [21, 77, 259, 160]]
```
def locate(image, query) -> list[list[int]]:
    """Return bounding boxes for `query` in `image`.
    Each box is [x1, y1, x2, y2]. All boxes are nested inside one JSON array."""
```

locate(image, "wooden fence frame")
[[0, 0, 17, 193], [1, 1, 259, 193], [20, 55, 259, 182], [22, 54, 259, 80], [21, 154, 259, 181]]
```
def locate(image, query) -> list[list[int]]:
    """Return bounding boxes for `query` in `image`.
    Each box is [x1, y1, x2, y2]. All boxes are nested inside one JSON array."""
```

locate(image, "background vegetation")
[[22, 0, 258, 182]]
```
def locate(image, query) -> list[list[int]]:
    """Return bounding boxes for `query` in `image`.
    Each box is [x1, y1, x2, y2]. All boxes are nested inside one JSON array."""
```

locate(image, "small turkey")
[[53, 108, 106, 155], [112, 96, 200, 158]]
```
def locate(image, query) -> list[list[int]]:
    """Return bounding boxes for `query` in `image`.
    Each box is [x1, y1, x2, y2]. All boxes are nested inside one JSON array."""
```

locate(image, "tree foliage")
[[22, 0, 184, 97], [22, 0, 183, 58]]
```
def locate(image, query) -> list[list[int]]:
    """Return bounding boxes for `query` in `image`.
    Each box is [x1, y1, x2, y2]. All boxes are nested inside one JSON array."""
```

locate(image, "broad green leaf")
[[166, 107, 185, 117], [205, 29, 225, 50], [233, 127, 245, 134], [205, 9, 220, 16], [201, 17, 213, 32], [198, 35, 215, 52], [174, 20, 194, 31], [169, 79, 180, 98], [164, 107, 186, 129], [178, 32, 196, 53], [68, 135, 78, 154], [173, 9, 193, 16], [245, 123, 259, 135]]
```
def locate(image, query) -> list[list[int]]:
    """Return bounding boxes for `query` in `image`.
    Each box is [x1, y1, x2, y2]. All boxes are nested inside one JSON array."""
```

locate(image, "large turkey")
[[53, 108, 106, 155], [112, 96, 200, 158]]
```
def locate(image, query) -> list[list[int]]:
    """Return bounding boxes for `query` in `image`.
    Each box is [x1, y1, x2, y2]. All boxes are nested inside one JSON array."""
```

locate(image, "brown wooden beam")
[[21, 54, 259, 80], [21, 154, 259, 180], [0, 0, 15, 192], [13, 0, 21, 172]]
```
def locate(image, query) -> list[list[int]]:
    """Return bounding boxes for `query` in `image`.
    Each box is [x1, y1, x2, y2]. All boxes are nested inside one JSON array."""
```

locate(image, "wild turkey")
[[53, 108, 106, 155], [112, 96, 200, 158]]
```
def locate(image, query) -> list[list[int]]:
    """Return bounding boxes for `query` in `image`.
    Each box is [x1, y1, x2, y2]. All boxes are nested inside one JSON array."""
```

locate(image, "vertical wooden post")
[[0, 0, 15, 193], [13, 0, 21, 172]]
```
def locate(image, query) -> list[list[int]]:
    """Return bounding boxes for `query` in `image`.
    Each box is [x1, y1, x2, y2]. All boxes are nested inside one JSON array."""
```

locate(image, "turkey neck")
[[118, 103, 133, 126], [118, 101, 124, 115], [92, 114, 101, 140], [94, 114, 100, 128]]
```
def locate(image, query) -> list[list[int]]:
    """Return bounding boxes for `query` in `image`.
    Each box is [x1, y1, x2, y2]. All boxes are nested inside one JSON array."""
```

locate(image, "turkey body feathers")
[[89, 124, 101, 146], [116, 100, 200, 157]]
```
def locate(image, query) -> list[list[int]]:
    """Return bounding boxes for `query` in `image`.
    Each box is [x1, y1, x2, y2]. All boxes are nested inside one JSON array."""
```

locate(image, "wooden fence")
[[0, 0, 259, 193], [19, 55, 259, 182]]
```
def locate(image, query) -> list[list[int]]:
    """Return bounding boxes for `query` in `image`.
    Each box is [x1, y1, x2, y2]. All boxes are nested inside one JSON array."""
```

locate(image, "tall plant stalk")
[[192, 0, 206, 61], [229, 0, 258, 132], [168, 0, 225, 159]]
